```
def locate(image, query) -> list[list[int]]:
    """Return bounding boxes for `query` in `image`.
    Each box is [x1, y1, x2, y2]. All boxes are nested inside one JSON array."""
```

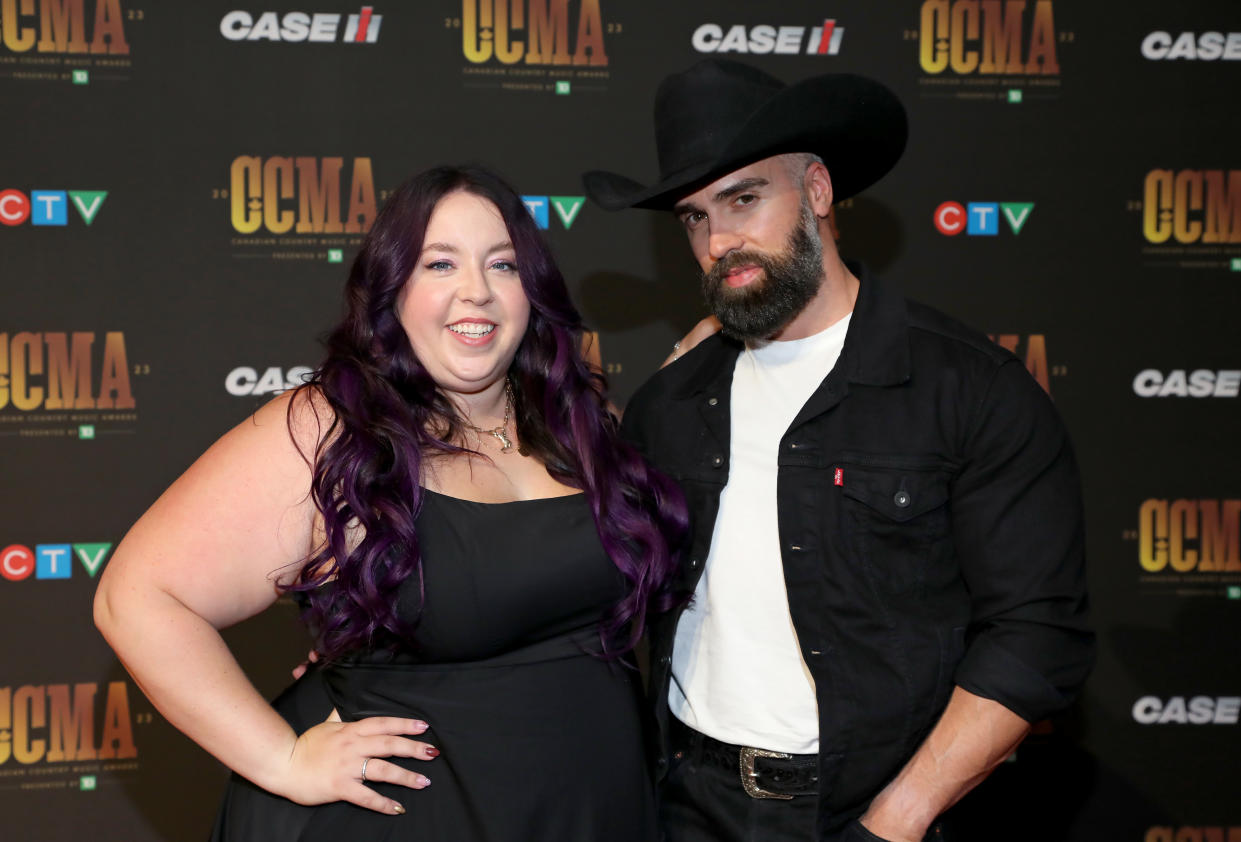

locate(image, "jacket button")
[[711, 455, 723, 467], [689, 558, 701, 570], [660, 655, 672, 666], [894, 490, 911, 507], [789, 442, 799, 450], [707, 397, 718, 406]]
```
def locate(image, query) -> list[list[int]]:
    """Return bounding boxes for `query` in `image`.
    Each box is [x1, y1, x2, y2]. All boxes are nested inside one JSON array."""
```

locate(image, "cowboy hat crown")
[[583, 58, 908, 211]]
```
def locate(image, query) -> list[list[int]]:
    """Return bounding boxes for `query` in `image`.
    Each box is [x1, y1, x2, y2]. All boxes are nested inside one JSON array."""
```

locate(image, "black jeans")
[[660, 746, 819, 842], [658, 723, 951, 842]]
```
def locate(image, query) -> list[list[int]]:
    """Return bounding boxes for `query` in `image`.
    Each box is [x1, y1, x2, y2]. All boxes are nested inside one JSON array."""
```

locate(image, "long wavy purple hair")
[[286, 165, 687, 659]]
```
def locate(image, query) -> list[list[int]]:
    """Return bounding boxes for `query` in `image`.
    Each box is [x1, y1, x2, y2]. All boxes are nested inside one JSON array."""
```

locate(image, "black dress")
[[211, 490, 657, 841]]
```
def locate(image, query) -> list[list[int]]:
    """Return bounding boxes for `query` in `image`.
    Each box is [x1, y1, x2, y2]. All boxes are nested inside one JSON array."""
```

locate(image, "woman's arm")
[[94, 389, 432, 815]]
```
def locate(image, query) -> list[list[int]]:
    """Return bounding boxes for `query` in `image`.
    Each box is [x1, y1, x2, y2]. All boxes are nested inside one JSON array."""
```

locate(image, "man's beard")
[[700, 201, 824, 342]]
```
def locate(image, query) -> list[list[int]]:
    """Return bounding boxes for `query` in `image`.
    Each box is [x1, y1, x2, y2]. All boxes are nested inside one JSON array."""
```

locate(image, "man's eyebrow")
[[672, 199, 703, 218], [714, 177, 769, 202], [673, 177, 772, 218]]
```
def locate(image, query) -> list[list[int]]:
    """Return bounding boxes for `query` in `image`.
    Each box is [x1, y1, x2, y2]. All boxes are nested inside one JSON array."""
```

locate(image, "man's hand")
[[859, 687, 1030, 842]]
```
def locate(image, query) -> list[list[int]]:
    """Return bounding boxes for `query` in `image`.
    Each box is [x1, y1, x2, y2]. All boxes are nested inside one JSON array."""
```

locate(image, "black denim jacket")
[[621, 264, 1093, 836]]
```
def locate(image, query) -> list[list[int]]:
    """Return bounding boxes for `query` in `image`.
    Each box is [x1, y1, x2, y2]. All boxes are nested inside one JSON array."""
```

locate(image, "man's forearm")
[[859, 686, 1031, 842]]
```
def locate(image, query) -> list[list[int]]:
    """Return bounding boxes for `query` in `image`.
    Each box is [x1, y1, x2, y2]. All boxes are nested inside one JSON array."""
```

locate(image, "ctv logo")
[[0, 190, 107, 227], [522, 196, 584, 230], [220, 7, 381, 42], [692, 19, 844, 56], [1, 543, 113, 581], [934, 201, 1033, 236]]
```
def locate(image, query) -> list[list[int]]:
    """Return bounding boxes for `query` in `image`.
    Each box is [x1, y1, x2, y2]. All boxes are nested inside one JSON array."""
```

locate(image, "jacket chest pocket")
[[838, 461, 952, 593]]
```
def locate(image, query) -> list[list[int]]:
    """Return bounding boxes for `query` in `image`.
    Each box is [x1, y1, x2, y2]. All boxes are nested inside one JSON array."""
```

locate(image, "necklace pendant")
[[492, 429, 514, 453]]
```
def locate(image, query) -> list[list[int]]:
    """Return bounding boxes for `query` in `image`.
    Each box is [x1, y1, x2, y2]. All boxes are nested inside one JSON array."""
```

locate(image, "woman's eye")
[[490, 260, 517, 272], [426, 259, 453, 271]]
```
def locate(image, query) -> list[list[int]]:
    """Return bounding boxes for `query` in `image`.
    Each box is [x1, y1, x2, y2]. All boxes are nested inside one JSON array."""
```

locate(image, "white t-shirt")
[[669, 314, 851, 753]]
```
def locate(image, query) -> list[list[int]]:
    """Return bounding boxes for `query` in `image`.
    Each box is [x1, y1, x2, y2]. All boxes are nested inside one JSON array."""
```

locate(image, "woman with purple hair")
[[94, 165, 687, 840]]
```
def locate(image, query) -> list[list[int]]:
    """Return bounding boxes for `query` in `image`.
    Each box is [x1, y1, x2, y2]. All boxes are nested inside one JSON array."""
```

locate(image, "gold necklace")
[[464, 379, 515, 453]]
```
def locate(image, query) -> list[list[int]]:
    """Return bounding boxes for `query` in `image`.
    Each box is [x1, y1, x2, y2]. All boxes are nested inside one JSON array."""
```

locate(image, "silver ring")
[[360, 757, 371, 782]]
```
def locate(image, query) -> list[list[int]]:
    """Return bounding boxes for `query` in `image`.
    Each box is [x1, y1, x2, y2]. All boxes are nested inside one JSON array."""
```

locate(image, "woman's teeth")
[[448, 323, 495, 337]]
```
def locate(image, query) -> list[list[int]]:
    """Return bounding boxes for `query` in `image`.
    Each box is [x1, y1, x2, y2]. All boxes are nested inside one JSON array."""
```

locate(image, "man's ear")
[[805, 162, 834, 218]]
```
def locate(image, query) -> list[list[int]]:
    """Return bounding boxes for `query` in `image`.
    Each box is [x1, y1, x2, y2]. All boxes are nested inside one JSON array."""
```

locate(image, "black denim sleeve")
[[949, 359, 1095, 722]]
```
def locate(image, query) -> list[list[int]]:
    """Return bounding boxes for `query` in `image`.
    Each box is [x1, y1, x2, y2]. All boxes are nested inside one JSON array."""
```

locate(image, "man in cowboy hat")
[[585, 60, 1092, 842]]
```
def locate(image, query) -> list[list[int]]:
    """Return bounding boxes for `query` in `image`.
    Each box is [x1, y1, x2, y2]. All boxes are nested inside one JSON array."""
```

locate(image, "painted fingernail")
[[419, 775, 432, 787], [425, 746, 439, 758], [413, 720, 429, 731], [393, 803, 405, 815]]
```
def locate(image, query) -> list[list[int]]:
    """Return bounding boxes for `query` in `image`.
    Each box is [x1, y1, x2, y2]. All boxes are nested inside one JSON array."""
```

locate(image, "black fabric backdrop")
[[2, 1, 1237, 839]]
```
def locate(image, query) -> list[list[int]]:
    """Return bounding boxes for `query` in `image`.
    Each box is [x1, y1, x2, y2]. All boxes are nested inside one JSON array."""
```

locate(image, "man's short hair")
[[783, 152, 826, 189]]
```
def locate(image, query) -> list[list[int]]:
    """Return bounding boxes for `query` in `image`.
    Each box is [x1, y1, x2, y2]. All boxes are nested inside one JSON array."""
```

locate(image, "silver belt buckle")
[[739, 746, 795, 800]]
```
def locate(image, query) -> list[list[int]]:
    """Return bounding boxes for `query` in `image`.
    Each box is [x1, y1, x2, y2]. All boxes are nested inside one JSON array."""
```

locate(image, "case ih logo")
[[220, 7, 381, 42], [692, 19, 844, 56]]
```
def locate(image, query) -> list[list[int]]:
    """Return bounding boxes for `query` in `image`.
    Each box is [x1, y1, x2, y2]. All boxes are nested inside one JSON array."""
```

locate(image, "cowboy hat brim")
[[584, 72, 907, 212]]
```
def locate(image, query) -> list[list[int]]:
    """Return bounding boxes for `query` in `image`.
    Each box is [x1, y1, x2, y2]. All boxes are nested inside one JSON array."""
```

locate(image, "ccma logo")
[[0, 190, 107, 226], [1, 543, 113, 581], [522, 195, 584, 230], [934, 201, 1033, 235]]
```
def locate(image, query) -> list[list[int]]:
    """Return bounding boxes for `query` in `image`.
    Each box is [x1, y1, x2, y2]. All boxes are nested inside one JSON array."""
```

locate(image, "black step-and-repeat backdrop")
[[2, 1, 1238, 839]]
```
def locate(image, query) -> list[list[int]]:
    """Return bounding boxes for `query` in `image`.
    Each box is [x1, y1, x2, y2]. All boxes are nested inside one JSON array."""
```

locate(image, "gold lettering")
[[295, 157, 343, 234], [0, 687, 10, 764], [526, 0, 568, 64], [1025, 0, 1058, 73], [573, 0, 606, 65], [13, 685, 45, 764], [344, 158, 376, 234], [979, 0, 1022, 73], [230, 156, 262, 234], [36, 0, 86, 53], [1203, 170, 1241, 245], [1169, 499, 1197, 572], [1199, 500, 1241, 572], [46, 684, 98, 762], [1173, 169, 1203, 244], [89, 0, 127, 54], [920, 0, 950, 73], [262, 156, 295, 234], [494, 0, 523, 63], [43, 332, 95, 410], [1139, 498, 1167, 572], [10, 332, 43, 411], [0, 332, 9, 410], [99, 681, 137, 760], [1, 0, 38, 52], [1143, 169, 1173, 244], [96, 331, 134, 409], [462, 0, 493, 63]]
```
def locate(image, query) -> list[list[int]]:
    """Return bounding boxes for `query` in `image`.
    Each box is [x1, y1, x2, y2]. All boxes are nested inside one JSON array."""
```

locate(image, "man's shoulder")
[[621, 334, 735, 444], [903, 298, 1014, 368]]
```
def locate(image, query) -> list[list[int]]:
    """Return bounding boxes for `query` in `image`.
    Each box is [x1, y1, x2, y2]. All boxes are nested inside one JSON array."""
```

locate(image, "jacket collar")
[[672, 260, 910, 398]]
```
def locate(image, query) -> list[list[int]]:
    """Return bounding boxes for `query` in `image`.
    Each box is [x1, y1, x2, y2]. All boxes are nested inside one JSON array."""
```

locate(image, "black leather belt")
[[669, 716, 819, 799]]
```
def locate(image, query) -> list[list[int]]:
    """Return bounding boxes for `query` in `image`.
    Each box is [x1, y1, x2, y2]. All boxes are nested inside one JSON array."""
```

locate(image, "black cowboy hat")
[[583, 59, 908, 211]]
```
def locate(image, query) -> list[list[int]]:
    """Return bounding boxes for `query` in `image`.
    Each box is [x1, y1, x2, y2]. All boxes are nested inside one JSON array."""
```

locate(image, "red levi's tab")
[[834, 468, 844, 486]]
